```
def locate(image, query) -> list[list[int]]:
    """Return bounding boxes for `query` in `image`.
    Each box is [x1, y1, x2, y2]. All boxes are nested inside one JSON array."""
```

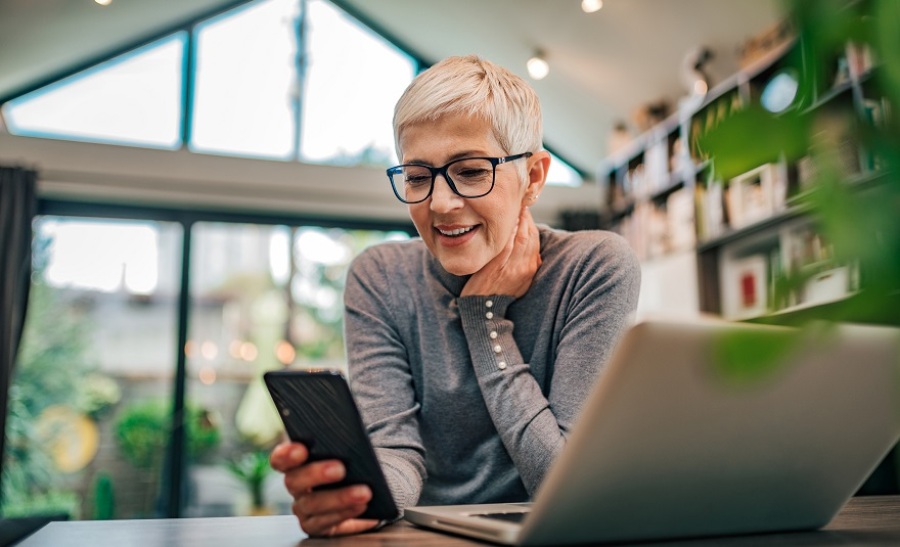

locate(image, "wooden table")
[[19, 496, 900, 546]]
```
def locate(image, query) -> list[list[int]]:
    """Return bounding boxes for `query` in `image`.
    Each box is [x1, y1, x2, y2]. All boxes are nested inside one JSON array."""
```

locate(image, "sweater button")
[[485, 311, 494, 319], [486, 300, 493, 308], [493, 345, 502, 353], [490, 331, 498, 339], [498, 361, 507, 370]]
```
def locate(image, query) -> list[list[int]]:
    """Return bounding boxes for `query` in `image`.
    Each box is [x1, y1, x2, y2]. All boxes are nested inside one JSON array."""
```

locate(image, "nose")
[[429, 173, 464, 213]]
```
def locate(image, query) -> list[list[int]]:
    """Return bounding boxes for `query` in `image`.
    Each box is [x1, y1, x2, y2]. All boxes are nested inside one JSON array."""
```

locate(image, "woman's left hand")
[[462, 206, 542, 298]]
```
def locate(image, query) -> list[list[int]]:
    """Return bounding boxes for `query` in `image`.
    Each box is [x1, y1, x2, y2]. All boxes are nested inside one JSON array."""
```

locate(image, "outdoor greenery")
[[1, 238, 95, 518], [114, 399, 221, 470], [225, 450, 273, 511]]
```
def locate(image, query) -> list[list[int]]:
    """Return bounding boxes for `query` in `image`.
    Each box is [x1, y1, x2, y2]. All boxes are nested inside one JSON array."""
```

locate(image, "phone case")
[[263, 369, 399, 521]]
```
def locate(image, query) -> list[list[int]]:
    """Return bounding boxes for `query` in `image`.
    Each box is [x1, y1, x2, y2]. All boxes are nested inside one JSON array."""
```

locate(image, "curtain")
[[0, 165, 37, 496]]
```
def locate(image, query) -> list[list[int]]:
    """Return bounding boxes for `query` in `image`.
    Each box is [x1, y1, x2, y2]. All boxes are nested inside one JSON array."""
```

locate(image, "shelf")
[[745, 290, 900, 327], [648, 175, 686, 203], [594, 19, 896, 324], [801, 79, 855, 114], [696, 205, 809, 253], [785, 169, 889, 207], [606, 201, 635, 223]]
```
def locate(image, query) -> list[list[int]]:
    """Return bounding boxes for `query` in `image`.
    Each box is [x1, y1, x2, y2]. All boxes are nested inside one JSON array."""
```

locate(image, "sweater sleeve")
[[457, 232, 640, 495], [343, 247, 426, 509]]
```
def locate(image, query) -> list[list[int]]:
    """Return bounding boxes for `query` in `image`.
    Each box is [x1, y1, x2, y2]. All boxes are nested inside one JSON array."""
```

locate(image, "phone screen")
[[264, 369, 399, 521]]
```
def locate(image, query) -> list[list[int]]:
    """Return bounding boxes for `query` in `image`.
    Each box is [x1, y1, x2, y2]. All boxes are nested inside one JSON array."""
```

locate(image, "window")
[[3, 217, 183, 519], [190, 0, 299, 159], [298, 0, 415, 166], [0, 0, 582, 186], [546, 151, 583, 187], [3, 35, 185, 149], [3, 210, 412, 520], [184, 222, 408, 516]]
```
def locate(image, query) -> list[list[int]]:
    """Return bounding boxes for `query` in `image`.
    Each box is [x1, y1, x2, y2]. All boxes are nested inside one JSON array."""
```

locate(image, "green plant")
[[1, 234, 96, 518], [225, 451, 272, 509], [93, 473, 115, 520], [114, 400, 221, 470]]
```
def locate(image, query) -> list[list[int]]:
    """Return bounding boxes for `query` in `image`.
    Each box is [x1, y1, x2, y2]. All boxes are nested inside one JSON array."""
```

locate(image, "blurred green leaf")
[[698, 105, 811, 181]]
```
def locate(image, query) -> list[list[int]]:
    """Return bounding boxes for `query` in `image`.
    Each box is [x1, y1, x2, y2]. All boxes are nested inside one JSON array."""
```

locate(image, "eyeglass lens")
[[391, 158, 495, 203]]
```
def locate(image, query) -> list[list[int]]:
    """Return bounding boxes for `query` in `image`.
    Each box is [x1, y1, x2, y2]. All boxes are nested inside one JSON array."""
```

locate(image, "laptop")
[[403, 318, 900, 545]]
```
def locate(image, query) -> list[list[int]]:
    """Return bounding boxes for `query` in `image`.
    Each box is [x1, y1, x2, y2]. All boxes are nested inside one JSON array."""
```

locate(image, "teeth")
[[438, 226, 474, 237]]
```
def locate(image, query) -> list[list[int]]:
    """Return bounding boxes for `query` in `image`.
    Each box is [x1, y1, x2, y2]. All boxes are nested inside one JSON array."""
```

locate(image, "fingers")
[[270, 441, 307, 473], [292, 485, 375, 537], [284, 459, 347, 495], [271, 442, 378, 537], [304, 514, 382, 538], [293, 484, 372, 522]]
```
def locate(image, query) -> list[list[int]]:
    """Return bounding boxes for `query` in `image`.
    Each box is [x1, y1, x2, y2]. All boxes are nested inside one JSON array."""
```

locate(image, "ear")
[[524, 151, 551, 203]]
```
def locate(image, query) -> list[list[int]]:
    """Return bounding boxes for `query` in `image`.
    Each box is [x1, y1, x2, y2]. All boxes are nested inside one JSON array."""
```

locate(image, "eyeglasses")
[[386, 152, 533, 204]]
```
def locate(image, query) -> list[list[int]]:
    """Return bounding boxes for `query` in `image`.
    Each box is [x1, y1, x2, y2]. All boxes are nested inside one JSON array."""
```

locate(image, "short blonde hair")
[[393, 55, 543, 162]]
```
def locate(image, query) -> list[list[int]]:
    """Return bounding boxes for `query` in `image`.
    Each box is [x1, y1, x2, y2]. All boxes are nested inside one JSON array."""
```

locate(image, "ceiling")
[[0, 0, 784, 174]]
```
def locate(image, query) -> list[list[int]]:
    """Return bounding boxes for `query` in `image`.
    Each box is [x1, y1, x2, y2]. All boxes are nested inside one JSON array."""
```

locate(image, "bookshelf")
[[598, 28, 895, 325]]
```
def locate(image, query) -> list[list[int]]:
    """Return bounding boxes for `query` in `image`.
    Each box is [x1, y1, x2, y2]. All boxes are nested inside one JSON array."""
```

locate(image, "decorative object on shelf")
[[722, 254, 769, 320], [666, 187, 696, 252], [737, 19, 794, 70], [631, 99, 670, 132], [725, 162, 786, 229], [694, 176, 726, 241], [607, 121, 632, 156], [761, 68, 801, 113], [680, 46, 714, 111]]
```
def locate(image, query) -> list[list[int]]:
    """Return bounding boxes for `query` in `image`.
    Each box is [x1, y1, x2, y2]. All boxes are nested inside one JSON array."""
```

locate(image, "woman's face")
[[399, 113, 545, 276]]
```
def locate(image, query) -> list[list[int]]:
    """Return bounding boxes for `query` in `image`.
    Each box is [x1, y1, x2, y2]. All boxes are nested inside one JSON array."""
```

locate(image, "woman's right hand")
[[270, 442, 381, 537]]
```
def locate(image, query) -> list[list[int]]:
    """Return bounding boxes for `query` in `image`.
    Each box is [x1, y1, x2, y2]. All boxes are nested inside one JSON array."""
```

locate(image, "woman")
[[271, 55, 641, 536]]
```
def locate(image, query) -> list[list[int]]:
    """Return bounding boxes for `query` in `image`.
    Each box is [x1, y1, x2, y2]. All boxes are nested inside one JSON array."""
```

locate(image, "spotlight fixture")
[[527, 52, 549, 80], [582, 0, 603, 13], [95, 0, 112, 5]]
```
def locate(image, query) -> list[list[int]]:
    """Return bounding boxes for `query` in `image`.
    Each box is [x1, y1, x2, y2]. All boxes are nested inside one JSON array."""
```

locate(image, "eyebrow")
[[404, 150, 493, 166]]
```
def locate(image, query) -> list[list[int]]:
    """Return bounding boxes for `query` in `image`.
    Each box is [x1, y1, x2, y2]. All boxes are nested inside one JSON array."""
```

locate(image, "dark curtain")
[[0, 165, 37, 498]]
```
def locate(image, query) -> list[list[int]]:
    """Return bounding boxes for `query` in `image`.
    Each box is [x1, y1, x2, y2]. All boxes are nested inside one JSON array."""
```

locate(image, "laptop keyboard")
[[472, 511, 528, 523]]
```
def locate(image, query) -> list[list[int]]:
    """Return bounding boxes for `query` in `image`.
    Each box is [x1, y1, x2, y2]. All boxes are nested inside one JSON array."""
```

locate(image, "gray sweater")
[[344, 226, 640, 508]]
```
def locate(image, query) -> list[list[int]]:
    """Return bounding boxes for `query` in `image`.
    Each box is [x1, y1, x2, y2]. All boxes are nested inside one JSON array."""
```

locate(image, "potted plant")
[[225, 450, 273, 516]]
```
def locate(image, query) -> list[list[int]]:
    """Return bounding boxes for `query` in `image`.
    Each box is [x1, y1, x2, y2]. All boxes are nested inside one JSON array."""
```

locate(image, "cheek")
[[408, 206, 430, 236], [483, 195, 522, 240]]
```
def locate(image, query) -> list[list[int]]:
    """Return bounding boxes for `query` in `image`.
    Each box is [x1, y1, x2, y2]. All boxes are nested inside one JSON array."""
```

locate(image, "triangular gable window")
[[3, 34, 186, 149], [190, 0, 299, 160]]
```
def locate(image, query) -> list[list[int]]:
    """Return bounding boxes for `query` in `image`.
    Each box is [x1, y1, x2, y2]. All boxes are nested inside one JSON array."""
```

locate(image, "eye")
[[457, 168, 490, 179], [405, 174, 431, 186]]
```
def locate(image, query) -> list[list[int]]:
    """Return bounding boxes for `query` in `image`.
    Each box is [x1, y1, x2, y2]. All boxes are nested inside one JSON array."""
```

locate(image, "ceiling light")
[[95, 0, 112, 5], [582, 0, 603, 13], [527, 52, 549, 80]]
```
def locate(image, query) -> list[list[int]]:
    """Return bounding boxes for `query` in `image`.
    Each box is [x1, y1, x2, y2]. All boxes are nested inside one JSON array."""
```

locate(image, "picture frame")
[[722, 254, 768, 320], [726, 163, 783, 229]]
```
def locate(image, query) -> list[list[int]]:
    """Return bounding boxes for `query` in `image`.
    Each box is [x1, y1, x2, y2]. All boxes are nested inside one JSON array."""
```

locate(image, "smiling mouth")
[[436, 226, 475, 237]]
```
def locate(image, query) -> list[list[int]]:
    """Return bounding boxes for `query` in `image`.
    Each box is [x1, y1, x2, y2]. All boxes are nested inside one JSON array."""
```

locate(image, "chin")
[[440, 261, 479, 276], [436, 255, 485, 276]]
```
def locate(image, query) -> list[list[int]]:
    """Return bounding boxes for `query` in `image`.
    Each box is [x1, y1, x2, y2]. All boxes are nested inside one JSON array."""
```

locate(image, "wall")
[[0, 133, 600, 227]]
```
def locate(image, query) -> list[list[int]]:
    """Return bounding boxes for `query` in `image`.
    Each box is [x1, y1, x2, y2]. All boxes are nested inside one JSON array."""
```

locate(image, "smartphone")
[[263, 369, 399, 521]]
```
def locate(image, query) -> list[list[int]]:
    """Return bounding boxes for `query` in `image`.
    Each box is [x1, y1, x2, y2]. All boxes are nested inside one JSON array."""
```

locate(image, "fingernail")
[[325, 463, 344, 480], [350, 485, 370, 502], [289, 446, 305, 461]]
